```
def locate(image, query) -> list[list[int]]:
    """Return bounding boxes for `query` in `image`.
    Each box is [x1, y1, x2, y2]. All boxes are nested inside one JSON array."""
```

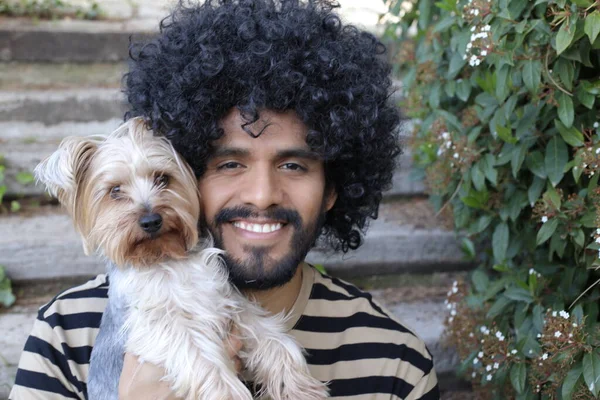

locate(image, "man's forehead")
[[215, 108, 311, 150]]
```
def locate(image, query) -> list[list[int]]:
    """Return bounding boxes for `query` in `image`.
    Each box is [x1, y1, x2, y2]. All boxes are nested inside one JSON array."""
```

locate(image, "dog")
[[34, 118, 329, 400]]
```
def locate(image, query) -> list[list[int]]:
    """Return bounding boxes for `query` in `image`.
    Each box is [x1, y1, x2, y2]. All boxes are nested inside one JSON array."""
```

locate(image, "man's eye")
[[217, 162, 242, 170], [281, 163, 306, 171]]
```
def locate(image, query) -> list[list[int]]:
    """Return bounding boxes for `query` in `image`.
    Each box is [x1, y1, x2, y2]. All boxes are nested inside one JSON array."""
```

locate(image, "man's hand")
[[118, 327, 244, 399]]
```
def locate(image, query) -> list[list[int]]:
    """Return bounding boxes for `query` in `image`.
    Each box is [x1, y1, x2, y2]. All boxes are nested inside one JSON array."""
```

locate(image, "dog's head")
[[35, 118, 200, 267]]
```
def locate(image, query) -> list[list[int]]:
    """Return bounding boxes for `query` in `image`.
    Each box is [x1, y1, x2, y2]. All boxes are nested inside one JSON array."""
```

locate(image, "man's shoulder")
[[294, 270, 438, 398], [37, 274, 109, 327], [299, 269, 433, 362]]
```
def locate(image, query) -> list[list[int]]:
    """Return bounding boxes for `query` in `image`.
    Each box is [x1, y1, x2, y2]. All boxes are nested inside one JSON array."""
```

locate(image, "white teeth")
[[233, 222, 282, 233]]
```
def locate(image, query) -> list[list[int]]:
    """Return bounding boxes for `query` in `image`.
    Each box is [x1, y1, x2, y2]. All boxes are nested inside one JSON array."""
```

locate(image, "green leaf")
[[496, 65, 511, 102], [472, 162, 486, 191], [418, 0, 432, 30], [461, 237, 476, 259], [544, 186, 562, 209], [472, 269, 489, 292], [545, 136, 568, 186], [555, 57, 575, 91], [15, 171, 34, 185], [585, 11, 600, 44], [537, 218, 559, 245], [528, 176, 545, 206], [313, 264, 327, 274], [482, 154, 498, 185], [527, 151, 547, 179], [562, 363, 583, 400], [583, 351, 600, 397], [493, 222, 509, 261], [510, 363, 527, 394], [10, 201, 20, 212], [511, 144, 527, 178], [557, 92, 575, 128], [555, 119, 584, 147], [429, 81, 442, 109], [577, 85, 596, 109], [456, 79, 471, 102], [487, 295, 512, 319], [522, 59, 542, 93], [496, 124, 518, 144], [556, 20, 576, 55], [504, 287, 534, 303]]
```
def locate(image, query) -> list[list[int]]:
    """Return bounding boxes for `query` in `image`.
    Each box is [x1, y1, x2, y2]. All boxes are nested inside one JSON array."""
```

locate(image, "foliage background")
[[383, 0, 600, 398]]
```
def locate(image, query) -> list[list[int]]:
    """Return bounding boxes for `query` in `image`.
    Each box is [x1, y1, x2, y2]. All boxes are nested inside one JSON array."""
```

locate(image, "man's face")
[[198, 108, 337, 290]]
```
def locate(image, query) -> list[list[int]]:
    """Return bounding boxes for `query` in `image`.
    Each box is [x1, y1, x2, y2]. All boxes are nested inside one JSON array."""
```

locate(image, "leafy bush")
[[0, 0, 103, 20], [0, 265, 15, 308], [384, 0, 600, 398]]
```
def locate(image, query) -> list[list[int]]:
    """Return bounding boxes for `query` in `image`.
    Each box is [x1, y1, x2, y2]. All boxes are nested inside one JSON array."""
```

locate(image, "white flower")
[[596, 237, 600, 244], [480, 50, 488, 56], [472, 372, 477, 378], [555, 331, 562, 338], [541, 216, 548, 223], [493, 362, 499, 369], [559, 310, 570, 319], [453, 153, 459, 159], [483, 24, 491, 31], [478, 351, 484, 358], [450, 309, 457, 316], [552, 311, 557, 317], [596, 229, 600, 234], [511, 349, 517, 355], [542, 353, 548, 360], [442, 132, 450, 140], [596, 148, 600, 155], [470, 26, 476, 32], [486, 374, 492, 381], [473, 358, 479, 364], [452, 286, 458, 293], [449, 317, 454, 322], [469, 332, 474, 337], [537, 333, 541, 338], [594, 122, 599, 128]]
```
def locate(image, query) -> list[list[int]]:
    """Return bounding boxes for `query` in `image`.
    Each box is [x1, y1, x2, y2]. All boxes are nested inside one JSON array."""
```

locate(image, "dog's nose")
[[139, 213, 163, 233]]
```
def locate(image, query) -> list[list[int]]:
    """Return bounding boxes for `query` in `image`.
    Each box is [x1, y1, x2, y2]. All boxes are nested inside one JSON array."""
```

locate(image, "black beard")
[[201, 205, 326, 290]]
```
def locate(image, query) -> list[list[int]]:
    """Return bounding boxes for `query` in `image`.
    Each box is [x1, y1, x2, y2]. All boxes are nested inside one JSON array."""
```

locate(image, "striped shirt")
[[10, 263, 439, 399]]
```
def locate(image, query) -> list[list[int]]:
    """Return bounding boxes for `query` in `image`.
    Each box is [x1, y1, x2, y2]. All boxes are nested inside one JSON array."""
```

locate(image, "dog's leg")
[[235, 300, 329, 400], [88, 268, 128, 400]]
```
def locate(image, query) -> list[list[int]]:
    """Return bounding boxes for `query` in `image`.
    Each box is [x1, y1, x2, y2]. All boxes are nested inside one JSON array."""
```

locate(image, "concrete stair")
[[0, 3, 471, 398]]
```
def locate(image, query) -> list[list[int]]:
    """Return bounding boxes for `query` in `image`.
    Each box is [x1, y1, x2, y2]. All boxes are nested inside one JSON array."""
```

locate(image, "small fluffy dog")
[[35, 118, 329, 400]]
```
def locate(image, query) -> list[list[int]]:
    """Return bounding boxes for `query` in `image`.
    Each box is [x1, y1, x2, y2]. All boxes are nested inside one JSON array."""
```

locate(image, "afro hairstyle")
[[124, 0, 402, 253]]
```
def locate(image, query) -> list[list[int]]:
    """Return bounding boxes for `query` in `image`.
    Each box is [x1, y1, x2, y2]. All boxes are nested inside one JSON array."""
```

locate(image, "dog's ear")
[[34, 136, 100, 212]]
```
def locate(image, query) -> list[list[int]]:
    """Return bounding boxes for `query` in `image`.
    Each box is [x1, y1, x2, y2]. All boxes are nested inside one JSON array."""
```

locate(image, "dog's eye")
[[110, 186, 121, 199], [154, 174, 170, 187]]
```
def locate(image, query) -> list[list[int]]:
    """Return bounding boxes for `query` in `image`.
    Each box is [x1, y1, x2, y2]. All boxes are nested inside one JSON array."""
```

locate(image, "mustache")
[[214, 206, 302, 229]]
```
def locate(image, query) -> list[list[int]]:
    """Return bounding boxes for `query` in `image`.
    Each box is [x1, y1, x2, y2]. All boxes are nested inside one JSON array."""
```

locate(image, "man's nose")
[[239, 165, 283, 210]]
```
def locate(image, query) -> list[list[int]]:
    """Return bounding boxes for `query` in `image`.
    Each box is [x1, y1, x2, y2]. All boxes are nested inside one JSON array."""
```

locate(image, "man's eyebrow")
[[276, 149, 321, 161], [209, 147, 250, 159], [209, 147, 321, 161]]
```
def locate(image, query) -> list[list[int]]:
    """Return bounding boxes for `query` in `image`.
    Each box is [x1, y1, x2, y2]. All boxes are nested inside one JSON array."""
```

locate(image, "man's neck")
[[243, 263, 304, 315]]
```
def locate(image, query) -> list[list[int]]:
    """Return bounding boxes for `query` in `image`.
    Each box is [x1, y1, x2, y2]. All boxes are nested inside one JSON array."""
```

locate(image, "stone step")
[[0, 0, 385, 64], [0, 198, 469, 283], [0, 282, 459, 399], [0, 120, 424, 198], [0, 62, 125, 90], [0, 18, 154, 63], [0, 89, 126, 124]]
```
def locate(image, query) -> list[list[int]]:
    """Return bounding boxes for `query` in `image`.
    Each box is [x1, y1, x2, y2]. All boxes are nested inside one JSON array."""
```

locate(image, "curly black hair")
[[124, 0, 401, 253]]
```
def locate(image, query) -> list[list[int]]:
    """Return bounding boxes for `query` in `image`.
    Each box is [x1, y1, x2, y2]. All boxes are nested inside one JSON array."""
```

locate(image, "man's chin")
[[223, 251, 301, 291]]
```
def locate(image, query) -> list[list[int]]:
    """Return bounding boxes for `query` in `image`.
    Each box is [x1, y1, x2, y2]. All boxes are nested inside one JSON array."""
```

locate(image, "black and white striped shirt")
[[9, 264, 439, 399]]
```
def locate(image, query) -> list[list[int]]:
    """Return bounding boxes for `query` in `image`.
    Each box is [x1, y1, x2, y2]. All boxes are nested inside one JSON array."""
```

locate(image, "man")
[[10, 0, 439, 399]]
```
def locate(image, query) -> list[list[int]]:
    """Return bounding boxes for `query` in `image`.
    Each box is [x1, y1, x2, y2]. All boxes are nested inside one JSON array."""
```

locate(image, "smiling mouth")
[[231, 221, 285, 233]]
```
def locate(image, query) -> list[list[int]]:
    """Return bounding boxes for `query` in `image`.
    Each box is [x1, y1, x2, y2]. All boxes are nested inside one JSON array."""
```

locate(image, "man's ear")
[[324, 186, 338, 212], [34, 136, 99, 213]]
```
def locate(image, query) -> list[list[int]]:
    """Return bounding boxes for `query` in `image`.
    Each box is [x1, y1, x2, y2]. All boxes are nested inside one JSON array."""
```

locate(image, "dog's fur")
[[35, 118, 329, 400]]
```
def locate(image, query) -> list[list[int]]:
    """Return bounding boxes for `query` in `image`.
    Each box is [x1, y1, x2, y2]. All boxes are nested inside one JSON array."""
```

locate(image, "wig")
[[124, 0, 401, 252]]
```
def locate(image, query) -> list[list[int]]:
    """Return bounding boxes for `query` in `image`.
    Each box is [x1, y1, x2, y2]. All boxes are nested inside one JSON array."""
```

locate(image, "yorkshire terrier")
[[35, 118, 329, 400]]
